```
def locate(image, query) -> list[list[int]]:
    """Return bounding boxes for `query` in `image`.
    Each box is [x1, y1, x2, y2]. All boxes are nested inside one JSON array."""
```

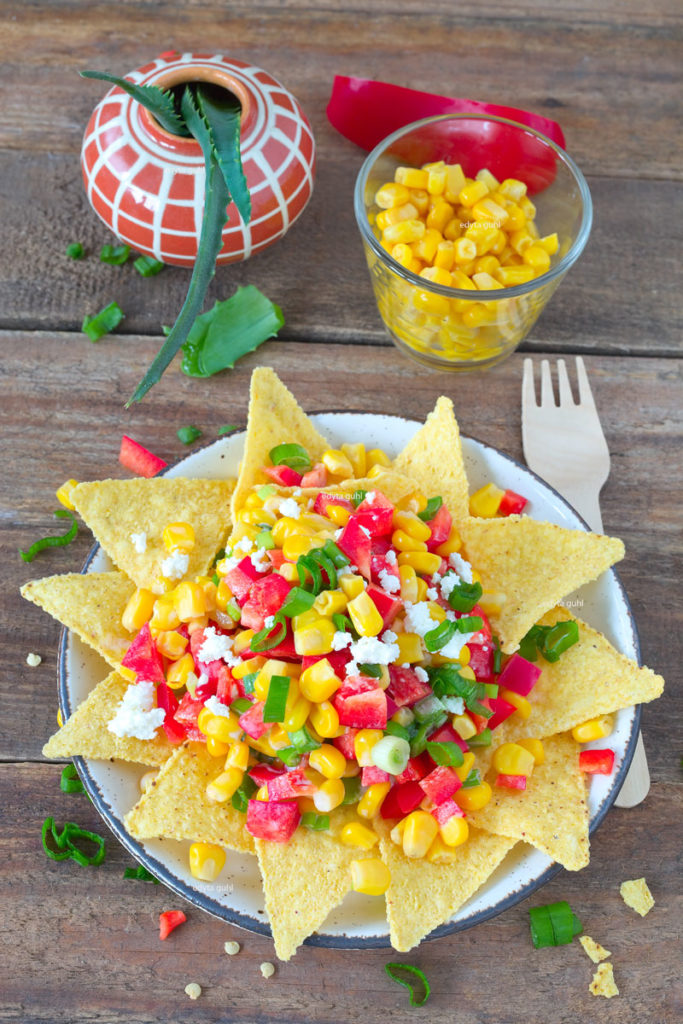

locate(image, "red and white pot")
[[80, 51, 316, 266]]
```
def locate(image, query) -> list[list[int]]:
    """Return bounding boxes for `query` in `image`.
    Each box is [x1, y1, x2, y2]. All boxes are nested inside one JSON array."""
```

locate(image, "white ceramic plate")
[[59, 413, 641, 949]]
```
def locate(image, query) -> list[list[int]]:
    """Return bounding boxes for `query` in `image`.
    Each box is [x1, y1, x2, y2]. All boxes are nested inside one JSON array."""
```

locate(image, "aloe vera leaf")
[[80, 70, 188, 136], [181, 286, 283, 377], [194, 83, 251, 225]]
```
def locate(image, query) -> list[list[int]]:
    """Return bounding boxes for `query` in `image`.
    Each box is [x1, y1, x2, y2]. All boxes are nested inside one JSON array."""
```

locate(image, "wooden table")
[[2, 2, 681, 1022]]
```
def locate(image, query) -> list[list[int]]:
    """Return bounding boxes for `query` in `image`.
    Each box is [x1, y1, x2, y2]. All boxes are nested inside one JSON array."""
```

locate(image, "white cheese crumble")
[[378, 569, 400, 594], [250, 548, 271, 572], [277, 497, 301, 519], [292, 487, 302, 497], [235, 536, 255, 554], [440, 628, 477, 660], [26, 652, 42, 667], [440, 572, 459, 600], [385, 549, 397, 565], [203, 695, 232, 717], [382, 629, 398, 644], [414, 666, 429, 683], [160, 550, 189, 580], [403, 601, 440, 638], [263, 615, 276, 629], [349, 634, 400, 666], [426, 587, 439, 601], [449, 552, 474, 583], [364, 491, 376, 503], [332, 631, 353, 650], [337, 563, 357, 577], [198, 627, 239, 667], [107, 680, 165, 740], [130, 531, 147, 554]]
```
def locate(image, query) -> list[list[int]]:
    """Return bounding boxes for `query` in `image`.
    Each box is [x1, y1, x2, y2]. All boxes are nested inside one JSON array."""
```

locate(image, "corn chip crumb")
[[260, 961, 275, 979], [224, 940, 241, 956], [26, 652, 42, 667], [620, 877, 654, 916], [589, 962, 619, 999], [579, 935, 611, 963], [184, 983, 202, 1000]]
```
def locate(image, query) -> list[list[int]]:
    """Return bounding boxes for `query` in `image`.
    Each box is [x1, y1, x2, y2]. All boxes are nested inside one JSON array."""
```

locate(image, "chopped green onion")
[[529, 901, 582, 949], [358, 663, 382, 678], [468, 727, 492, 747], [418, 496, 442, 522], [211, 572, 219, 586], [133, 255, 164, 277], [218, 424, 237, 435], [518, 624, 544, 662], [278, 587, 316, 618], [276, 746, 301, 767], [462, 768, 482, 788], [225, 598, 241, 622], [371, 735, 410, 775], [213, 547, 226, 564], [262, 675, 290, 723], [230, 697, 253, 715], [351, 490, 367, 508], [176, 425, 202, 444], [257, 484, 277, 500], [484, 683, 499, 698], [255, 529, 275, 550], [301, 812, 330, 831], [123, 865, 159, 883], [321, 539, 350, 568], [384, 720, 411, 742], [446, 579, 483, 613], [492, 636, 503, 674], [59, 764, 84, 794], [429, 664, 488, 716], [231, 775, 257, 813], [423, 620, 458, 653], [384, 962, 430, 1007], [342, 776, 362, 804], [455, 615, 483, 634], [332, 613, 354, 634], [19, 509, 78, 562], [288, 725, 321, 754], [41, 817, 106, 866], [412, 694, 447, 723], [250, 615, 287, 652], [241, 672, 258, 696], [99, 243, 130, 265], [66, 242, 84, 259], [268, 442, 311, 471], [410, 718, 446, 757], [82, 301, 124, 341], [541, 620, 579, 662], [425, 740, 464, 768], [296, 553, 323, 594]]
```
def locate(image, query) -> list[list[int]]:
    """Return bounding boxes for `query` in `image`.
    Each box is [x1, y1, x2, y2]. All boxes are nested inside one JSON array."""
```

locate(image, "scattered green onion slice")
[[462, 768, 482, 788], [276, 746, 301, 767], [492, 636, 503, 674], [455, 615, 483, 634], [262, 675, 290, 723], [250, 615, 287, 652], [446, 579, 483, 613], [542, 620, 579, 662], [424, 620, 458, 653], [269, 442, 311, 471], [41, 817, 106, 866], [321, 539, 350, 568], [413, 694, 447, 724], [301, 812, 330, 831], [529, 901, 582, 948], [66, 242, 84, 259], [384, 720, 411, 742], [225, 598, 242, 622], [278, 587, 316, 618], [133, 255, 165, 277], [123, 865, 159, 883], [59, 764, 84, 794], [218, 424, 237, 435], [418, 496, 442, 522], [177, 425, 202, 444], [255, 529, 275, 550], [82, 300, 124, 341], [351, 489, 367, 508], [288, 725, 321, 754], [425, 740, 464, 767], [257, 484, 277, 500], [484, 683, 499, 698], [341, 776, 362, 804], [20, 509, 78, 562], [240, 671, 258, 695], [384, 962, 430, 1007], [371, 735, 410, 775], [332, 613, 354, 634], [100, 243, 130, 265], [231, 775, 257, 813], [358, 663, 382, 678], [230, 697, 253, 715], [468, 727, 492, 747]]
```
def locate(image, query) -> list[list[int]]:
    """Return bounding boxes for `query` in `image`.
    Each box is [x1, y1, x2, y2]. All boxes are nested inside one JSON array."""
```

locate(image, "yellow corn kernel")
[[162, 521, 195, 554], [383, 219, 426, 246], [165, 652, 195, 690], [320, 449, 354, 479], [205, 767, 244, 804], [504, 203, 526, 231], [232, 656, 265, 680], [413, 289, 450, 317], [477, 592, 505, 616], [243, 491, 263, 508], [523, 244, 551, 273], [391, 242, 414, 269], [474, 254, 501, 277], [268, 724, 291, 751], [454, 781, 493, 811], [56, 708, 64, 727], [233, 629, 255, 654], [255, 659, 300, 700], [366, 463, 388, 480], [197, 709, 241, 744], [350, 857, 391, 895], [472, 272, 503, 292], [501, 688, 532, 719], [426, 835, 458, 864], [571, 716, 614, 743], [396, 551, 442, 575], [442, 163, 466, 202], [398, 564, 419, 603], [394, 510, 432, 541], [376, 181, 411, 208], [440, 813, 469, 847], [313, 777, 346, 812], [431, 239, 455, 272], [299, 658, 342, 703], [518, 738, 545, 765], [518, 195, 536, 221], [394, 631, 424, 664], [443, 216, 463, 241], [492, 742, 536, 777], [435, 527, 462, 557], [453, 237, 477, 264], [355, 729, 384, 767], [424, 162, 447, 196], [339, 821, 379, 850], [238, 507, 277, 527], [461, 300, 488, 325], [308, 700, 340, 738], [378, 203, 419, 232], [363, 449, 390, 474], [309, 743, 347, 780], [277, 562, 300, 583], [122, 587, 157, 633], [340, 573, 365, 600], [189, 841, 226, 882], [186, 616, 209, 636], [401, 810, 439, 859], [313, 590, 348, 618], [426, 601, 447, 624], [413, 227, 443, 264], [118, 666, 136, 683], [395, 166, 429, 189], [225, 740, 250, 771], [56, 478, 79, 510], [205, 736, 230, 757], [357, 781, 391, 820], [459, 179, 489, 208], [255, 784, 270, 801], [495, 265, 536, 286], [465, 224, 500, 257], [395, 489, 427, 514], [391, 528, 427, 554], [155, 629, 189, 660], [539, 232, 559, 255], [458, 645, 471, 667], [426, 199, 454, 233], [419, 265, 452, 289], [281, 533, 319, 563], [293, 617, 336, 657], [452, 713, 478, 742], [415, 577, 428, 602], [455, 750, 476, 782], [173, 581, 208, 622], [469, 482, 504, 518], [499, 177, 527, 201], [283, 696, 312, 733]]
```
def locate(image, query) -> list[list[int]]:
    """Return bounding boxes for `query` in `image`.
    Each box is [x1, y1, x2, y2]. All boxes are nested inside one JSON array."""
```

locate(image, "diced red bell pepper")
[[361, 765, 391, 786], [238, 700, 271, 739], [215, 665, 237, 704], [300, 463, 328, 488], [337, 516, 372, 578], [301, 650, 351, 677], [189, 626, 232, 685], [262, 465, 302, 487], [385, 694, 399, 720], [431, 797, 466, 825], [428, 722, 469, 753], [487, 696, 517, 731], [240, 574, 293, 631], [334, 685, 388, 730], [396, 752, 432, 784], [225, 556, 263, 604], [371, 536, 391, 556], [121, 623, 165, 684], [332, 728, 358, 761], [119, 435, 167, 478], [370, 554, 400, 590], [313, 492, 354, 518], [355, 491, 395, 537], [266, 548, 286, 569], [173, 692, 206, 742], [579, 749, 615, 775], [267, 767, 314, 800], [387, 665, 432, 707], [156, 682, 186, 745], [496, 653, 542, 696], [419, 765, 462, 805], [495, 773, 527, 790], [246, 799, 301, 842], [379, 780, 424, 819], [466, 641, 495, 683], [159, 909, 186, 940], [365, 582, 402, 626], [248, 763, 283, 787], [498, 489, 528, 516], [337, 674, 380, 697], [425, 504, 452, 551], [469, 696, 494, 734]]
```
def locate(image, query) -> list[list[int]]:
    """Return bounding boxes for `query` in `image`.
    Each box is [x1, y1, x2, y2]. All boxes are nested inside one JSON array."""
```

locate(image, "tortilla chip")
[[468, 733, 590, 871], [589, 962, 619, 998], [42, 671, 173, 766], [325, 470, 418, 506], [71, 477, 234, 592], [487, 608, 665, 745], [620, 877, 654, 916], [393, 396, 470, 524], [124, 743, 254, 854], [579, 935, 612, 963], [376, 819, 517, 952], [230, 367, 330, 519], [20, 571, 135, 668], [255, 807, 360, 960], [458, 516, 625, 652]]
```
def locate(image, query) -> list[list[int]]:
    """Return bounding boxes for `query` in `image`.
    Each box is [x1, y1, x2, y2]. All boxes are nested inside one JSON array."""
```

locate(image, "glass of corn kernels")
[[354, 114, 592, 370]]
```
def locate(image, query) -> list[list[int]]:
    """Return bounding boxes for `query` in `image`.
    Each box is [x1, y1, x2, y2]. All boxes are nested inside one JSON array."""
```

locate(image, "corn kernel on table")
[[1, 1, 681, 1023]]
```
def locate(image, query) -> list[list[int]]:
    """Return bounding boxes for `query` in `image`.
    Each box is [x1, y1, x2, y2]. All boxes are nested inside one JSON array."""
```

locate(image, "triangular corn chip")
[[125, 743, 254, 855], [42, 671, 173, 766], [255, 807, 359, 960], [21, 571, 135, 669], [393, 396, 470, 524], [230, 367, 330, 519], [327, 470, 418, 506], [71, 477, 234, 592], [468, 733, 590, 871], [376, 819, 516, 952], [487, 607, 665, 745], [458, 515, 625, 652]]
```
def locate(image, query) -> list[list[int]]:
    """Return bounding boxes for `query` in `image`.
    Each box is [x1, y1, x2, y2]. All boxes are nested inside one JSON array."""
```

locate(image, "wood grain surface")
[[1, 1, 681, 1022]]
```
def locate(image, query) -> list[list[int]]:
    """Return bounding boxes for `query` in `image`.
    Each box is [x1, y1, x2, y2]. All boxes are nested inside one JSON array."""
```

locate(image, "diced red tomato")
[[267, 767, 314, 800], [487, 696, 517, 731], [119, 435, 167, 478], [579, 749, 615, 775], [121, 623, 165, 683], [313, 492, 354, 518], [332, 728, 358, 761], [396, 752, 432, 784], [385, 694, 399, 720], [355, 491, 395, 537], [240, 574, 293, 631], [156, 682, 186, 744], [387, 665, 432, 707], [215, 665, 237, 703], [428, 722, 469, 753], [431, 798, 466, 824], [498, 489, 528, 516], [301, 650, 351, 677], [379, 780, 424, 819], [495, 773, 527, 790], [361, 765, 391, 786], [334, 686, 387, 729], [337, 675, 379, 697], [419, 765, 462, 805], [425, 504, 452, 551], [262, 465, 302, 487], [173, 692, 206, 741], [266, 548, 286, 569], [248, 763, 283, 787], [496, 653, 541, 696], [246, 799, 301, 842], [159, 909, 186, 940], [365, 582, 402, 626], [238, 700, 271, 739], [300, 463, 328, 488], [189, 626, 231, 685], [225, 556, 263, 604], [337, 516, 372, 578], [466, 641, 495, 683]]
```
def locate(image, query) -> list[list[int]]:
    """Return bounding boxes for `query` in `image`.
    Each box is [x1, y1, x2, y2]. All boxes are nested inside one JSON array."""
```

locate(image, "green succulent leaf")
[[80, 70, 189, 136], [181, 286, 284, 378], [194, 83, 251, 226]]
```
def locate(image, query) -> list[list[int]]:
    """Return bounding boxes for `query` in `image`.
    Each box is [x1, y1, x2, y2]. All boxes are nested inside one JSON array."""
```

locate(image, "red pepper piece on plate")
[[579, 749, 615, 774], [498, 489, 528, 516]]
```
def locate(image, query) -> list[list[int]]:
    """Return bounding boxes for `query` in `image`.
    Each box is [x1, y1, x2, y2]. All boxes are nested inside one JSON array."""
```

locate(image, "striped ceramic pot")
[[80, 51, 316, 266]]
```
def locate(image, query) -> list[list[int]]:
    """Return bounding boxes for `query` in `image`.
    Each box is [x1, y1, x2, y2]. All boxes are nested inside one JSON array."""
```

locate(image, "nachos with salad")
[[23, 367, 664, 959]]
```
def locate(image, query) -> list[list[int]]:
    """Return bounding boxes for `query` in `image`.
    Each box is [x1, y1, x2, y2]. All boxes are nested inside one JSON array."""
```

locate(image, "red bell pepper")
[[498, 489, 528, 516], [313, 492, 354, 517], [159, 909, 186, 940], [119, 435, 167, 478], [240, 573, 293, 630], [579, 749, 615, 775], [387, 665, 432, 707], [301, 650, 351, 677], [361, 765, 391, 786], [431, 797, 465, 825], [495, 773, 528, 790], [267, 767, 314, 800], [121, 623, 165, 683], [262, 464, 302, 487], [332, 727, 358, 761], [238, 700, 272, 739], [365, 582, 402, 626], [246, 799, 301, 842], [225, 556, 263, 604], [379, 780, 424, 819], [419, 765, 462, 805], [496, 653, 541, 696], [173, 692, 206, 742], [425, 504, 452, 551], [396, 752, 432, 784], [469, 696, 494, 734], [487, 696, 517, 731], [354, 491, 395, 537], [155, 682, 186, 745], [337, 516, 372, 578], [428, 722, 469, 753], [300, 463, 328, 488], [334, 685, 387, 730], [266, 548, 286, 569], [248, 763, 283, 787]]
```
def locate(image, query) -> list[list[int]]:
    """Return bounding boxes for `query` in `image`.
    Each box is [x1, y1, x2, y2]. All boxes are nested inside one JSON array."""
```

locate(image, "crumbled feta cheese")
[[224, 940, 241, 956], [378, 569, 400, 594], [250, 548, 271, 572], [260, 962, 275, 979], [439, 628, 476, 660], [263, 615, 275, 629], [235, 536, 255, 554], [292, 488, 302, 497], [449, 552, 474, 583], [184, 983, 202, 1000], [337, 563, 357, 577], [385, 549, 397, 565], [130, 531, 147, 553], [203, 695, 232, 718], [161, 550, 189, 580], [107, 680, 165, 740], [440, 571, 460, 599], [382, 630, 398, 644], [349, 634, 400, 666], [364, 491, 376, 504], [332, 631, 353, 650], [198, 627, 239, 667], [414, 667, 429, 683], [426, 587, 438, 601], [219, 554, 240, 574], [403, 601, 440, 638], [26, 652, 42, 667], [278, 497, 301, 519], [359, 524, 371, 538]]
